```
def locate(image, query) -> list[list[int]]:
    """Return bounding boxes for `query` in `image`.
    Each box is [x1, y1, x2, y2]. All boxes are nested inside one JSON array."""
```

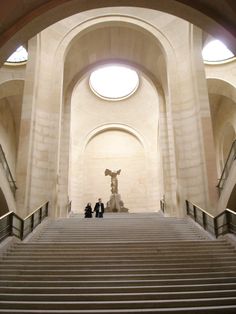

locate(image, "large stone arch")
[[54, 15, 177, 216], [0, 0, 235, 65]]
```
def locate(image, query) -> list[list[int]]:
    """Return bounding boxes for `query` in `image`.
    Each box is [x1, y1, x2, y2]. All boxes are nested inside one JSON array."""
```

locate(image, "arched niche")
[[80, 129, 147, 212], [69, 72, 161, 213]]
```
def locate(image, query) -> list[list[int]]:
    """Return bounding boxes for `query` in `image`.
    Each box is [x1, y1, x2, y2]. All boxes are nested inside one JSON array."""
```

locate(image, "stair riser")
[[1, 272, 236, 280], [1, 277, 236, 287], [1, 267, 236, 274], [1, 284, 236, 293], [1, 290, 236, 301], [0, 298, 236, 310]]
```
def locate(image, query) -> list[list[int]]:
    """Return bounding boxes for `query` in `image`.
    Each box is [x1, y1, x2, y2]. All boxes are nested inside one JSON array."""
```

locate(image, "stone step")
[[1, 276, 236, 287], [16, 241, 227, 247], [1, 266, 236, 274], [1, 271, 236, 281], [1, 261, 236, 268], [0, 305, 236, 313], [1, 283, 236, 293], [1, 290, 236, 301], [0, 214, 235, 313], [0, 297, 236, 310], [3, 256, 236, 263], [5, 251, 232, 258]]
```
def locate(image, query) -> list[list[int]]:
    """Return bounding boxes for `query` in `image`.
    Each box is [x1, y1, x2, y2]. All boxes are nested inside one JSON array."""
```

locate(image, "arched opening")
[[227, 184, 236, 212], [0, 80, 24, 176], [0, 188, 9, 216], [207, 79, 236, 176]]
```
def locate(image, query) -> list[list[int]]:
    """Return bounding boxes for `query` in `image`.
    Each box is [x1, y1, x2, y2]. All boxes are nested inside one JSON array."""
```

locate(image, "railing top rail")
[[24, 201, 48, 220], [0, 211, 14, 220], [214, 207, 236, 219], [226, 208, 236, 215], [0, 210, 23, 222], [187, 201, 215, 218], [0, 144, 17, 191], [217, 139, 236, 188]]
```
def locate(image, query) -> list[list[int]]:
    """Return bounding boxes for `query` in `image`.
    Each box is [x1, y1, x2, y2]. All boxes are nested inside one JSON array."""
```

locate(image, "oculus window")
[[90, 65, 139, 100], [202, 40, 234, 62], [6, 46, 28, 63]]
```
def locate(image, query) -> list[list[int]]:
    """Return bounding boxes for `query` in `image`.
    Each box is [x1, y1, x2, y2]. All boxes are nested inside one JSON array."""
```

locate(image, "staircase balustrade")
[[186, 200, 236, 237], [217, 139, 236, 193], [0, 201, 49, 243], [0, 144, 17, 196]]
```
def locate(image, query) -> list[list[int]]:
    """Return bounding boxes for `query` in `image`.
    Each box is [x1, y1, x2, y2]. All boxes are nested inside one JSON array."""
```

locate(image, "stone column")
[[16, 36, 40, 217]]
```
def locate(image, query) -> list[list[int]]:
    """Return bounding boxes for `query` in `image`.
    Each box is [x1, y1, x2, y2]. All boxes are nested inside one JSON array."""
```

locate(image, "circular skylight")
[[202, 40, 234, 62], [6, 46, 28, 63], [90, 65, 139, 100]]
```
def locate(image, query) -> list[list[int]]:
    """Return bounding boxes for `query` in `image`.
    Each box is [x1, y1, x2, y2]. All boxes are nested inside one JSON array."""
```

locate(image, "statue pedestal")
[[105, 194, 129, 212]]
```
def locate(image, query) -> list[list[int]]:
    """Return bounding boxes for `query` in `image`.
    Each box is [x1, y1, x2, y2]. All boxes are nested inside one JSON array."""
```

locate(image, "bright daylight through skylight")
[[6, 46, 28, 63], [202, 39, 234, 62], [90, 65, 139, 100]]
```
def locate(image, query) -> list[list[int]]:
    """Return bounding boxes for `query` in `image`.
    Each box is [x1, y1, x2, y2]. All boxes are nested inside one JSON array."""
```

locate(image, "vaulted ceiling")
[[0, 0, 236, 65]]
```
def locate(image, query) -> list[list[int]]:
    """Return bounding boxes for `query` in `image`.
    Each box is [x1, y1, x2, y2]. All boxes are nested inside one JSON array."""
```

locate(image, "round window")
[[89, 65, 139, 100]]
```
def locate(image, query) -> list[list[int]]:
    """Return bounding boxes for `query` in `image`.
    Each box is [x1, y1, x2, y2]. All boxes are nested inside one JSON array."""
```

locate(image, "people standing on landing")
[[94, 198, 104, 218], [84, 203, 93, 218]]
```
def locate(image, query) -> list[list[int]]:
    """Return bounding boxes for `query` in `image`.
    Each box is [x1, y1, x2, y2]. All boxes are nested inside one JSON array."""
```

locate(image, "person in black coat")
[[84, 203, 93, 218], [94, 198, 104, 218]]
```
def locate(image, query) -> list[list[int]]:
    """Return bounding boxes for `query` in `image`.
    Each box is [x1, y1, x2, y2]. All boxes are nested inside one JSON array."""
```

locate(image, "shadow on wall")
[[0, 188, 9, 216], [227, 184, 236, 212]]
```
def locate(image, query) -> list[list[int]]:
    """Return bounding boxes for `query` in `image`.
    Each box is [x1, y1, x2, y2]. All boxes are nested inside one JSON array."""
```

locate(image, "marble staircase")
[[0, 212, 236, 313]]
